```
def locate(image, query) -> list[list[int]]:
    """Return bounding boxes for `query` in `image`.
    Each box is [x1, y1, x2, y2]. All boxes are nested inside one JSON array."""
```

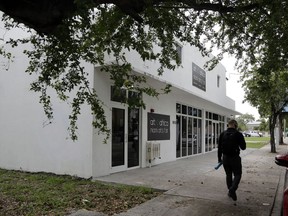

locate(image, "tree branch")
[[0, 0, 262, 34]]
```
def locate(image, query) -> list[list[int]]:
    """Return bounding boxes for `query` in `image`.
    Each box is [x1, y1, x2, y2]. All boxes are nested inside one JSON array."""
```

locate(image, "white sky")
[[221, 56, 260, 120]]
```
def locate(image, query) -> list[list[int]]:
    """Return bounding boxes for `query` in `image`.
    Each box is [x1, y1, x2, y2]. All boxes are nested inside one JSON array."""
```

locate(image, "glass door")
[[112, 108, 126, 169], [111, 107, 140, 172], [176, 115, 181, 158], [212, 122, 216, 149], [128, 108, 140, 168], [212, 122, 220, 150], [181, 116, 187, 157], [110, 87, 141, 172]]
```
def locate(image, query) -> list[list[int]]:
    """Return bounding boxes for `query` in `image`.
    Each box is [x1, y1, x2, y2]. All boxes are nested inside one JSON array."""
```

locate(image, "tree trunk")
[[269, 115, 277, 153], [279, 113, 284, 144]]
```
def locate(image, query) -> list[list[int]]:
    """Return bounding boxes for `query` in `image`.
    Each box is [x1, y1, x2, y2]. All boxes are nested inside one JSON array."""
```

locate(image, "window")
[[198, 109, 202, 117], [182, 105, 187, 114], [176, 103, 202, 157], [217, 75, 220, 88], [111, 86, 141, 105], [193, 108, 197, 117], [111, 86, 126, 102], [176, 44, 182, 63], [176, 103, 181, 113], [188, 106, 193, 115]]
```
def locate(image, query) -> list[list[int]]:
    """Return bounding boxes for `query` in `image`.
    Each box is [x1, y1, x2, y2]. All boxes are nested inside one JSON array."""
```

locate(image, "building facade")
[[0, 42, 240, 178]]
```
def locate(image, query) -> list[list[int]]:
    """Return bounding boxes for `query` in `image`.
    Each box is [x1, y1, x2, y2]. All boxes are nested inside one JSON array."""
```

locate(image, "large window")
[[205, 112, 225, 152], [176, 103, 202, 158]]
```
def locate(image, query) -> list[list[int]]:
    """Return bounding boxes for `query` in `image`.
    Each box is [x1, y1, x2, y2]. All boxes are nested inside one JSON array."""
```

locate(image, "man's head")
[[228, 119, 238, 129]]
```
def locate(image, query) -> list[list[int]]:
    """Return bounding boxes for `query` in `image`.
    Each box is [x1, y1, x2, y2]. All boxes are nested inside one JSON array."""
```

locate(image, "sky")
[[221, 56, 260, 120]]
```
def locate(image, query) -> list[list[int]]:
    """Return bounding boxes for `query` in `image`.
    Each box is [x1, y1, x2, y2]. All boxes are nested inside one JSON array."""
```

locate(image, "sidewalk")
[[74, 143, 288, 216]]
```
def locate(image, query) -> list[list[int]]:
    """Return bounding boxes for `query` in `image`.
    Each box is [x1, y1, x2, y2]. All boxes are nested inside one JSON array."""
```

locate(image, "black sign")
[[147, 113, 170, 140], [192, 62, 206, 91]]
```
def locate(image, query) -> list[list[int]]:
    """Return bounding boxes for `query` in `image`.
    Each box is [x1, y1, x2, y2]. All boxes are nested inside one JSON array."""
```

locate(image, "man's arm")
[[238, 133, 246, 150]]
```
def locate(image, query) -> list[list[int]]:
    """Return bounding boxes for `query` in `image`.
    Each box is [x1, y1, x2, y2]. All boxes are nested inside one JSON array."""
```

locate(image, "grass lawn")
[[245, 136, 270, 149], [0, 169, 161, 216]]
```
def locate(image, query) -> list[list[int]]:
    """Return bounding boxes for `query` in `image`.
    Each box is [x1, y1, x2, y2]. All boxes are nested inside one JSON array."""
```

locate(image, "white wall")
[[92, 67, 112, 177], [104, 43, 235, 112], [0, 44, 94, 178]]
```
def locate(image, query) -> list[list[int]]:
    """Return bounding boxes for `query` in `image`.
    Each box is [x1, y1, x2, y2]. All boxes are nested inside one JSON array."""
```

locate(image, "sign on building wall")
[[192, 62, 206, 91], [147, 113, 170, 140]]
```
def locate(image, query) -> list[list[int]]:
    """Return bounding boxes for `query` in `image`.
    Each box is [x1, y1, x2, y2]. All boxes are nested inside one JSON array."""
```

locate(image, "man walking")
[[218, 119, 246, 201]]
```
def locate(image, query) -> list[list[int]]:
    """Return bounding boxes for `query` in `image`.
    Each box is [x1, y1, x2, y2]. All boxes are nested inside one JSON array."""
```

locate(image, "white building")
[[0, 42, 240, 178], [246, 121, 261, 130]]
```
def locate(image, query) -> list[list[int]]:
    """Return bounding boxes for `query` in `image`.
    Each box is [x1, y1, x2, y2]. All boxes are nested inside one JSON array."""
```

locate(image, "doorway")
[[205, 120, 221, 151], [111, 107, 140, 172]]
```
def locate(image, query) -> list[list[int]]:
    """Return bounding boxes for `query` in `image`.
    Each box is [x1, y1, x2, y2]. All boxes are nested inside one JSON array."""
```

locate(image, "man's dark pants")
[[223, 154, 242, 192]]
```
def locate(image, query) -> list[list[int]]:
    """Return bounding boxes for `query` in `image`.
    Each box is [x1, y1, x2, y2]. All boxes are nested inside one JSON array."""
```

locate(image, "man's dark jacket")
[[218, 128, 246, 162]]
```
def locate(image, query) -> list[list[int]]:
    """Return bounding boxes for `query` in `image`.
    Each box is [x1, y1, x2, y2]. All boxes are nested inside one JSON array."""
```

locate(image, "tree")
[[236, 113, 255, 131], [242, 69, 288, 152], [1, 1, 288, 140], [237, 113, 255, 125], [259, 119, 269, 132], [279, 112, 284, 144], [235, 118, 247, 132]]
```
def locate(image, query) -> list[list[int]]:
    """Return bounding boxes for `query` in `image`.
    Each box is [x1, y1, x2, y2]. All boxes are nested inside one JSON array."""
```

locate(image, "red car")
[[275, 154, 288, 216]]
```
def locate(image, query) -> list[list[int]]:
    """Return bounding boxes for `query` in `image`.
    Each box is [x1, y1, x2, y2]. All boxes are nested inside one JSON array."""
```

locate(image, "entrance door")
[[111, 107, 140, 172], [111, 107, 126, 170], [128, 108, 140, 168]]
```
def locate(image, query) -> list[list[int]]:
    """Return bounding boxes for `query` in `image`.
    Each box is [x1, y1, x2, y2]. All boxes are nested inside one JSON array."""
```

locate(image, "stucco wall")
[[103, 43, 235, 111], [0, 44, 94, 178]]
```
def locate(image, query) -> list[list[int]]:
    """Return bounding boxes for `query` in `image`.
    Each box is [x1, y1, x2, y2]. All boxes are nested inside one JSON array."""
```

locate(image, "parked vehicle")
[[242, 131, 262, 137], [275, 154, 288, 216], [242, 131, 251, 137]]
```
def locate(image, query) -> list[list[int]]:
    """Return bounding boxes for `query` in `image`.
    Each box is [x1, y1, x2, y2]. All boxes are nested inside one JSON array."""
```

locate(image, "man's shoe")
[[228, 190, 237, 201]]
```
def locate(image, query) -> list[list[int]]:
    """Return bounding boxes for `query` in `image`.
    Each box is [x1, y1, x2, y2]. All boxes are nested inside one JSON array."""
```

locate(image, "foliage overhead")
[[1, 1, 288, 140]]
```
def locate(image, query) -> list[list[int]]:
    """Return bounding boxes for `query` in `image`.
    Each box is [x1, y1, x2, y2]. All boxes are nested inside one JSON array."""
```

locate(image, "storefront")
[[91, 64, 240, 177]]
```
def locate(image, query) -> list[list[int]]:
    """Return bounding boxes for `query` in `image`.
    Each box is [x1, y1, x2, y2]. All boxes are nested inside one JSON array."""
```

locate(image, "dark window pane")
[[176, 103, 181, 113], [193, 108, 197, 116], [112, 108, 125, 167], [111, 86, 126, 102], [182, 105, 187, 114], [176, 115, 181, 158], [181, 116, 187, 156], [128, 91, 141, 107], [128, 108, 140, 168], [188, 107, 193, 115]]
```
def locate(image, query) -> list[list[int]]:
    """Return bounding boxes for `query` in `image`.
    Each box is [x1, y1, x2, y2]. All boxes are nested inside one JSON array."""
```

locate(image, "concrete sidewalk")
[[73, 143, 288, 216]]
